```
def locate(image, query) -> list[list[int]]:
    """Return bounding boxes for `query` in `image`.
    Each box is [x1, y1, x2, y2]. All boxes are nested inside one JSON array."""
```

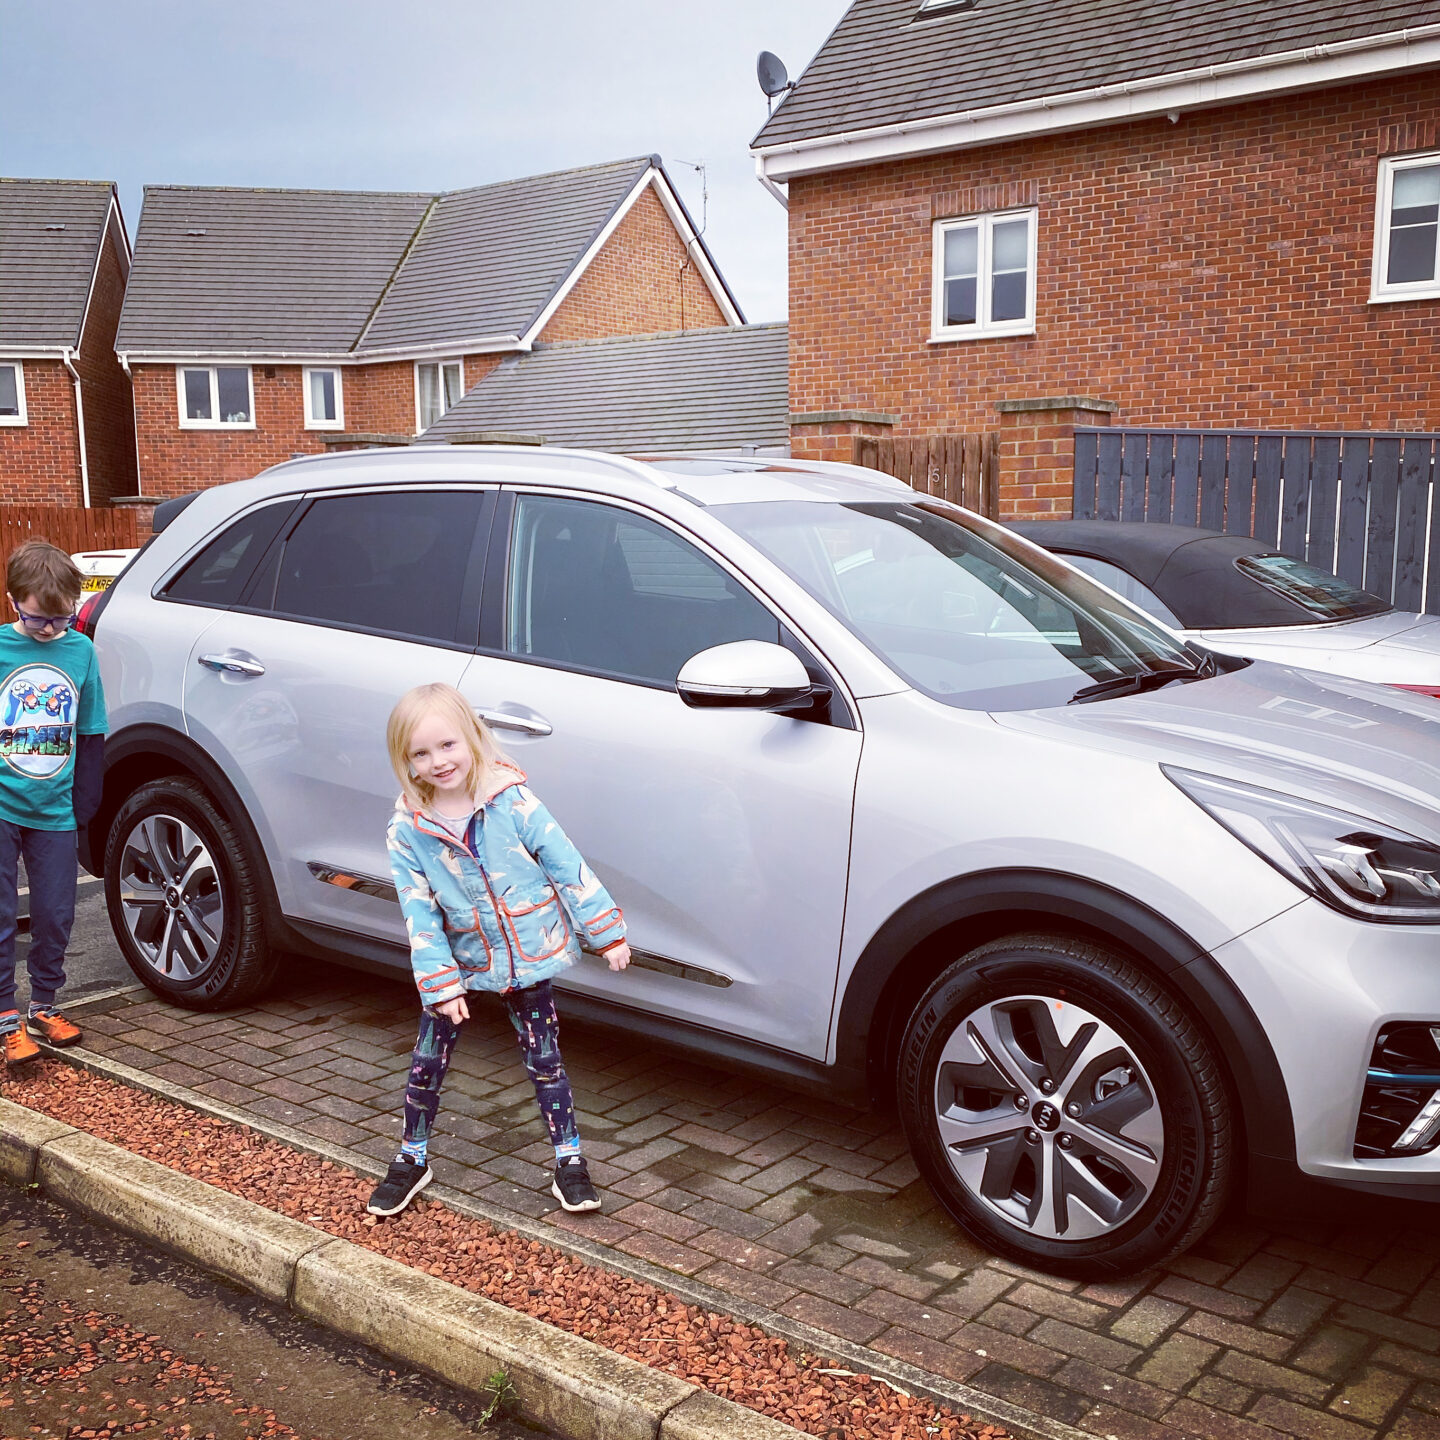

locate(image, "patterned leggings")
[[399, 980, 580, 1165]]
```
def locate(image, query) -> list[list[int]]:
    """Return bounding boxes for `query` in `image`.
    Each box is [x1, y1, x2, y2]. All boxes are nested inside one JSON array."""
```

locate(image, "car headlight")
[[1164, 767, 1440, 923]]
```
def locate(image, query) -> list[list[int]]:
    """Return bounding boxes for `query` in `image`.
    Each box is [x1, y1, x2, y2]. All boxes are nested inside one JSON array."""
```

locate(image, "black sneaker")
[[366, 1155, 432, 1216], [551, 1155, 601, 1213]]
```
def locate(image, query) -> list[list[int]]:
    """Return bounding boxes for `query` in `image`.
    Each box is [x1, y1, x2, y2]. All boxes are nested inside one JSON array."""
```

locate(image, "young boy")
[[0, 540, 107, 1064]]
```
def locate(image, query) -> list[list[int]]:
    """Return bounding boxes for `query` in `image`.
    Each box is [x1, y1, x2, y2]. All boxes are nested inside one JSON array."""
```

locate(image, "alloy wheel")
[[933, 994, 1164, 1242], [117, 812, 226, 982]]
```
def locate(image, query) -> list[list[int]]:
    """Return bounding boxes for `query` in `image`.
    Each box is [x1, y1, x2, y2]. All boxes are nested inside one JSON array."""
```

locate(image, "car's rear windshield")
[[722, 498, 1199, 711], [1234, 554, 1392, 622]]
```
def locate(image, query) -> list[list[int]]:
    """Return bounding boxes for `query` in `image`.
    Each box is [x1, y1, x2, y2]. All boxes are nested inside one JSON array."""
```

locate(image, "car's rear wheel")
[[898, 933, 1232, 1277], [104, 776, 277, 1009]]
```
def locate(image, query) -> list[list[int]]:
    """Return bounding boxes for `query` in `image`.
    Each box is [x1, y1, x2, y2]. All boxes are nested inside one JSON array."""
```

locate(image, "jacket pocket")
[[441, 903, 495, 972], [500, 887, 572, 964]]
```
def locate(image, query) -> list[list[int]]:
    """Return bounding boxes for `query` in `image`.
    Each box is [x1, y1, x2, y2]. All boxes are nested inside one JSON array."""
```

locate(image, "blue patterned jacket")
[[386, 764, 626, 1003]]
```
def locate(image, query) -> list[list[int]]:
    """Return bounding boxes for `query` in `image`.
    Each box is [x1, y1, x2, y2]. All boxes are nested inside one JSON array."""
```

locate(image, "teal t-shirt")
[[0, 625, 107, 831]]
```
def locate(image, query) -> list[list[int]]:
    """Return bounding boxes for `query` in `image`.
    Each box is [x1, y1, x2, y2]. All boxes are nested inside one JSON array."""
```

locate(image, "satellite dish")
[[757, 51, 791, 99]]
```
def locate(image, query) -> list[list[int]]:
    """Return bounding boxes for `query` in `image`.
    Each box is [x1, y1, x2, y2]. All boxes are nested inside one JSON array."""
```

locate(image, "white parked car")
[[77, 447, 1440, 1275], [1009, 521, 1440, 697], [71, 547, 140, 595]]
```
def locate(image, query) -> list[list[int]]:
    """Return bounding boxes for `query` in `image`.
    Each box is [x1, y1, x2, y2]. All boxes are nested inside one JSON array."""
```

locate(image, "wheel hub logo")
[[1032, 1102, 1061, 1132]]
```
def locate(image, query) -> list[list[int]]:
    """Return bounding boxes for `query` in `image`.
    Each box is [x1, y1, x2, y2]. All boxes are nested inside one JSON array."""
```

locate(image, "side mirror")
[[676, 641, 815, 712]]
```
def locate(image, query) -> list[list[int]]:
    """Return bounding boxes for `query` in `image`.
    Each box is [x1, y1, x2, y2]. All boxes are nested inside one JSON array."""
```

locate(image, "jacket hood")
[[392, 759, 529, 822], [995, 661, 1440, 840]]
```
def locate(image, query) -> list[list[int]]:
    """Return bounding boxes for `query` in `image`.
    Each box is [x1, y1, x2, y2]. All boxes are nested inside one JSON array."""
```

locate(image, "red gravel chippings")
[[6, 1063, 1010, 1440]]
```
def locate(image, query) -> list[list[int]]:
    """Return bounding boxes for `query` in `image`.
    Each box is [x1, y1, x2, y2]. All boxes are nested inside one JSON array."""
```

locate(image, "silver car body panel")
[[1190, 610, 1440, 686], [95, 446, 1440, 1199]]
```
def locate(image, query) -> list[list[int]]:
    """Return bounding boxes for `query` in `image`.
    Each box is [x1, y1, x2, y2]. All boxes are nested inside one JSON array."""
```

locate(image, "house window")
[[1373, 153, 1440, 302], [303, 367, 344, 429], [415, 359, 462, 432], [931, 210, 1037, 340], [0, 362, 26, 426], [178, 365, 254, 427]]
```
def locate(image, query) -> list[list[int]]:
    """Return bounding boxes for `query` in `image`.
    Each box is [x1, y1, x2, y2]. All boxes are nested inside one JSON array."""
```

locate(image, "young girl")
[[366, 682, 630, 1218]]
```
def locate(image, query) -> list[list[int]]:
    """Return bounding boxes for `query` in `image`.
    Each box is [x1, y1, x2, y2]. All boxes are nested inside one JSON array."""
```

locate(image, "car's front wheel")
[[104, 776, 276, 1009], [898, 933, 1232, 1277]]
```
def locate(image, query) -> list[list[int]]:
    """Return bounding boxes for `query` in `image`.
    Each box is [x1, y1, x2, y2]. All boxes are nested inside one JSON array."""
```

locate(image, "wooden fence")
[[1074, 429, 1440, 613], [0, 506, 144, 585], [853, 433, 1000, 518]]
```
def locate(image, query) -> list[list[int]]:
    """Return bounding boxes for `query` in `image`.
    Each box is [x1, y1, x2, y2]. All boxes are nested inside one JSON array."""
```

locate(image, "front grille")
[[1354, 1023, 1440, 1159]]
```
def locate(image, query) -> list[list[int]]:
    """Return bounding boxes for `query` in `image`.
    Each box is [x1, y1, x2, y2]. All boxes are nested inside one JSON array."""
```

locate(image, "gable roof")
[[0, 178, 127, 350], [754, 0, 1440, 176], [422, 324, 789, 453], [117, 157, 742, 360]]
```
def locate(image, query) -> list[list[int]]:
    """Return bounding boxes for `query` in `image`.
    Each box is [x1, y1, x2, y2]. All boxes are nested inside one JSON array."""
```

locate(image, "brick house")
[[116, 157, 742, 498], [0, 178, 137, 505], [752, 1, 1440, 516]]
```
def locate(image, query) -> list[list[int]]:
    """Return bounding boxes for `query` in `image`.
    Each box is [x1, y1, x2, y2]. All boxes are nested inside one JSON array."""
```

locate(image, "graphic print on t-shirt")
[[0, 663, 76, 777]]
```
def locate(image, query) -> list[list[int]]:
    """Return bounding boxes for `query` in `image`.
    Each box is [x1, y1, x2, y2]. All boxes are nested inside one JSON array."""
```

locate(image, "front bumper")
[[1210, 897, 1440, 1196]]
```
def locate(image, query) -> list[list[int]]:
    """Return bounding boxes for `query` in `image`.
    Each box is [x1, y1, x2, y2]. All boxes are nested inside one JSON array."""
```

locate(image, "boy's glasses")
[[15, 608, 77, 632]]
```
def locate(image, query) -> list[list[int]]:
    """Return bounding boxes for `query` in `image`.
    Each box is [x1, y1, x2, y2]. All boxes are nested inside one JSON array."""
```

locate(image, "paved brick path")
[[59, 969, 1440, 1440]]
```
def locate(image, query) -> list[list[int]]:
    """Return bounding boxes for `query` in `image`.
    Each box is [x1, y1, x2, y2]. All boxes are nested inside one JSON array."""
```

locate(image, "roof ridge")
[[140, 182, 437, 200], [435, 154, 656, 201], [531, 323, 787, 353], [0, 176, 117, 189]]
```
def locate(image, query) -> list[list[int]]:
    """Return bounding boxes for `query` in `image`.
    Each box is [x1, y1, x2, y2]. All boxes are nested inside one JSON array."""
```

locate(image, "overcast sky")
[[0, 1, 843, 322]]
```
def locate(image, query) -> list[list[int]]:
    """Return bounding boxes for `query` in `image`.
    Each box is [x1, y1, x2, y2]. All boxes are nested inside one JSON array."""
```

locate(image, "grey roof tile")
[[116, 185, 434, 353], [360, 156, 653, 352], [754, 0, 1440, 148], [423, 324, 788, 452], [0, 178, 118, 348], [116, 157, 667, 358]]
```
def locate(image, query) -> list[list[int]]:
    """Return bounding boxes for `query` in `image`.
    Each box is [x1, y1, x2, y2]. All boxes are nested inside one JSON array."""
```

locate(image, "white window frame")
[[0, 361, 27, 426], [414, 358, 464, 433], [1371, 152, 1440, 304], [930, 208, 1038, 342], [302, 366, 345, 430], [176, 364, 256, 429]]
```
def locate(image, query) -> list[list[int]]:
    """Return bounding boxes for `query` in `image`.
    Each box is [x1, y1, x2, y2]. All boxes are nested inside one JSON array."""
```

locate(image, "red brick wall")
[[542, 184, 728, 342], [788, 74, 1440, 455], [76, 225, 138, 504], [0, 361, 83, 504]]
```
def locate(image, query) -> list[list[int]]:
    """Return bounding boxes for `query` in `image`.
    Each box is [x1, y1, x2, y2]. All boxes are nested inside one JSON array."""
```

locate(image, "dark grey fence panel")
[[1075, 427, 1440, 610], [1253, 435, 1284, 546]]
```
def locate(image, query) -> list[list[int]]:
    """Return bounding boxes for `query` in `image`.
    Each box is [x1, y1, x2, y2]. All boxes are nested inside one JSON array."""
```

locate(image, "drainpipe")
[[117, 351, 143, 497], [754, 159, 789, 211], [62, 349, 91, 508]]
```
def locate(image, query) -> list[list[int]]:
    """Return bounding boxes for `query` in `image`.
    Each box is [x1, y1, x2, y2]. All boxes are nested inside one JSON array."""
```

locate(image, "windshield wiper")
[[1068, 661, 1208, 705]]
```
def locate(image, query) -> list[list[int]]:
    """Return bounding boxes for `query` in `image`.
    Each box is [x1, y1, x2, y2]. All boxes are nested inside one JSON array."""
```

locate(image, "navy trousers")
[[0, 822, 77, 1015]]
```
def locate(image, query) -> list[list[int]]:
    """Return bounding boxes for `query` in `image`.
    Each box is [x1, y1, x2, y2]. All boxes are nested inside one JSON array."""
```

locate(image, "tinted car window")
[[270, 490, 483, 644], [1234, 554, 1392, 622], [506, 495, 778, 685], [1063, 555, 1184, 629], [162, 500, 297, 606]]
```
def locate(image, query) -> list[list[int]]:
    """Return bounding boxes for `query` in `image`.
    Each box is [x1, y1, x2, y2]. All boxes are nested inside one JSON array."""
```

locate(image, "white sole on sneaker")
[[550, 1179, 602, 1213], [366, 1166, 432, 1216]]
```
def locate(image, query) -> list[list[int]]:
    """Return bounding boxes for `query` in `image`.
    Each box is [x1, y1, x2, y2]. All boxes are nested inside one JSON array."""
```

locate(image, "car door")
[[184, 486, 491, 938], [456, 489, 861, 1060]]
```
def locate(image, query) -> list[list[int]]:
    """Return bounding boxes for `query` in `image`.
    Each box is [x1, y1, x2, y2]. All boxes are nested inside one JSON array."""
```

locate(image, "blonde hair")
[[387, 682, 511, 813]]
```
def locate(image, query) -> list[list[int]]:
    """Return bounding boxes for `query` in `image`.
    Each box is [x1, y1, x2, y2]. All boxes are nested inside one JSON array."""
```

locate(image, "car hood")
[[1379, 613, 1440, 656], [995, 661, 1440, 838], [1188, 610, 1422, 653]]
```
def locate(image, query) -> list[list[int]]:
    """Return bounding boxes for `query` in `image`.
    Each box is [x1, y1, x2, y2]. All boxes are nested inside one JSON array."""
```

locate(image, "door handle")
[[198, 653, 266, 677], [474, 708, 552, 737]]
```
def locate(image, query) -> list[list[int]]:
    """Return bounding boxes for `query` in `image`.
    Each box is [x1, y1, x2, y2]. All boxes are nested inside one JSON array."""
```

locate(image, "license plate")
[[80, 576, 112, 591]]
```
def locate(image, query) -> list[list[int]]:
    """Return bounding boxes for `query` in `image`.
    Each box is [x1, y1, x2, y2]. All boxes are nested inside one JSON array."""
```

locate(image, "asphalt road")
[[0, 1186, 547, 1440]]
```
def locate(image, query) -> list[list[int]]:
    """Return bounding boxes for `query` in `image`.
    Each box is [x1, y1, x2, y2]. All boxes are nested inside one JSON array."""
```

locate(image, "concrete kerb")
[[32, 1025, 1093, 1440]]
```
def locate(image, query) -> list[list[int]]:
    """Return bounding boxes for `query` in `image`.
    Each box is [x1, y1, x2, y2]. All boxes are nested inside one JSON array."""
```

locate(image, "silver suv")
[[81, 445, 1440, 1275]]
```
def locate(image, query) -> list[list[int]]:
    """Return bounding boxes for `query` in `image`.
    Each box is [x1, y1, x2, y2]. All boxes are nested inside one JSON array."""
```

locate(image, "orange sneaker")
[[2, 1024, 40, 1065], [27, 1008, 81, 1047]]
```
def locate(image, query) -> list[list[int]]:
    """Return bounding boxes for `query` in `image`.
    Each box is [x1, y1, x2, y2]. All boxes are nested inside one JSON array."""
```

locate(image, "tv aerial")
[[757, 51, 795, 114]]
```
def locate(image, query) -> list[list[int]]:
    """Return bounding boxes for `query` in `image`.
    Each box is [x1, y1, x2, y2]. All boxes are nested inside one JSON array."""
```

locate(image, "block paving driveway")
[[59, 965, 1440, 1440]]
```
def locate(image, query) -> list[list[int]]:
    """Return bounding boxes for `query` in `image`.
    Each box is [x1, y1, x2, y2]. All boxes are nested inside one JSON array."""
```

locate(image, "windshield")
[[1234, 554, 1392, 623], [723, 499, 1199, 711]]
